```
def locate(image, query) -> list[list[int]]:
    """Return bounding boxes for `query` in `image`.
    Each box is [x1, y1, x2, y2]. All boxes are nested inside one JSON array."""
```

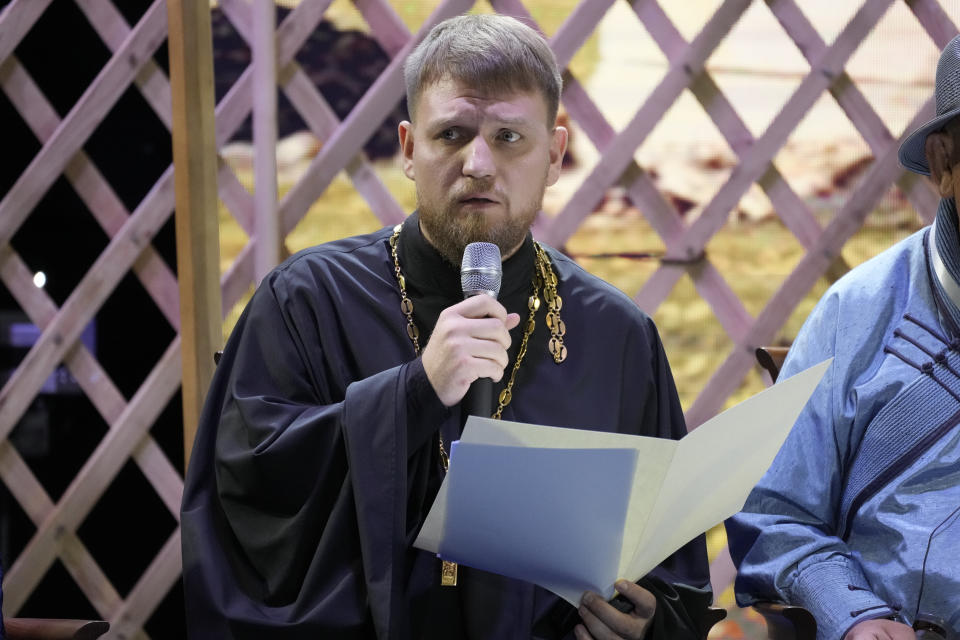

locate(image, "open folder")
[[414, 358, 830, 605]]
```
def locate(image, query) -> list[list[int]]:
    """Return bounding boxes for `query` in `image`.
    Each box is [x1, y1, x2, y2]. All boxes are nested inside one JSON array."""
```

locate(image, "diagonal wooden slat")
[[217, 159, 256, 235], [75, 0, 173, 130], [0, 0, 168, 250], [219, 0, 334, 72], [498, 0, 757, 341], [0, 448, 129, 622], [0, 392, 124, 618], [218, 0, 474, 308], [301, 1, 439, 225], [211, 0, 333, 236], [218, 0, 470, 314], [508, 43, 750, 337], [630, 0, 848, 262], [275, 0, 335, 63], [0, 2, 251, 356], [0, 0, 53, 67], [623, 0, 950, 428], [0, 167, 175, 443], [632, 0, 895, 332], [353, 0, 411, 57], [685, 98, 936, 427], [0, 1, 188, 625], [219, 0, 405, 228], [509, 0, 616, 69], [105, 528, 181, 640], [767, 0, 941, 224], [540, 0, 752, 248], [77, 0, 260, 279], [0, 241, 182, 518], [0, 383, 125, 621], [621, 0, 847, 335], [77, 0, 259, 249], [276, 0, 473, 232], [0, 56, 180, 330], [495, 0, 755, 343], [682, 0, 952, 427], [0, 246, 179, 623], [282, 69, 406, 225], [55, 537, 128, 627], [4, 338, 182, 612], [0, 439, 50, 525], [906, 0, 960, 49], [659, 0, 894, 262], [220, 241, 256, 316]]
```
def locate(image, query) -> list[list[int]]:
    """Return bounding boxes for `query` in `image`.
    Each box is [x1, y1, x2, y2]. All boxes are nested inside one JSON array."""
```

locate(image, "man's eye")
[[499, 130, 521, 143], [440, 128, 461, 141]]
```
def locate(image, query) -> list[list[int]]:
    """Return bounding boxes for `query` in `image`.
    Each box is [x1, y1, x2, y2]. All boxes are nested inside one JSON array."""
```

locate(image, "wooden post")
[[252, 0, 280, 282], [167, 0, 221, 468]]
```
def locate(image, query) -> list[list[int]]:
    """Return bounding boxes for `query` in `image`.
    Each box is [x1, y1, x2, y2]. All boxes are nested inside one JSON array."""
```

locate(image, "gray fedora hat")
[[899, 34, 960, 176]]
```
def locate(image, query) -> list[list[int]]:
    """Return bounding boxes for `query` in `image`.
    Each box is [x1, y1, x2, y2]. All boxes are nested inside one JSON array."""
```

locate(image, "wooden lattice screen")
[[0, 0, 955, 636]]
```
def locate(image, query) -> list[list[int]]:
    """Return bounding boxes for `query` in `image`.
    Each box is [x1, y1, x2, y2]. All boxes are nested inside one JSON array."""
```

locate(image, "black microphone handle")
[[463, 376, 493, 418]]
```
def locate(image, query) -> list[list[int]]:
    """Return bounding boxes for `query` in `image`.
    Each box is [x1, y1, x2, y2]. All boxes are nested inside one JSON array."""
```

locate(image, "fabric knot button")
[[922, 362, 934, 373]]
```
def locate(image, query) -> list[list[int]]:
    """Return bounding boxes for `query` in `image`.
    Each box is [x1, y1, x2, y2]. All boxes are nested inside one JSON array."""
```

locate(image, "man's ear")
[[398, 121, 415, 180], [926, 131, 954, 198], [545, 125, 568, 186]]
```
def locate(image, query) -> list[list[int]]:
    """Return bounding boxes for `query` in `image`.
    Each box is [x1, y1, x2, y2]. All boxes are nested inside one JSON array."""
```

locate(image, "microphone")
[[460, 242, 502, 418]]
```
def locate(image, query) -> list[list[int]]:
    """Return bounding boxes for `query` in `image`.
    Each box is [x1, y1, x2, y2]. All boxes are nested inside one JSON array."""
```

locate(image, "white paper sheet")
[[414, 358, 830, 605]]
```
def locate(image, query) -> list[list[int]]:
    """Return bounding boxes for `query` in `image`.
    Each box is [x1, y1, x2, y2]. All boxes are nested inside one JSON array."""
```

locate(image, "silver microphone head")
[[461, 242, 502, 298]]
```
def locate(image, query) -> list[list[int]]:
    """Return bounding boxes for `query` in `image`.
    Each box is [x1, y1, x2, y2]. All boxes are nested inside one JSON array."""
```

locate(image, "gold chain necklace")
[[390, 224, 567, 413], [388, 224, 566, 585]]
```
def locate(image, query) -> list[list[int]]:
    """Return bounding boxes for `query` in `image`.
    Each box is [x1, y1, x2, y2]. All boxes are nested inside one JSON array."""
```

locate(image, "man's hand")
[[845, 618, 917, 640], [575, 580, 656, 640], [421, 295, 520, 406]]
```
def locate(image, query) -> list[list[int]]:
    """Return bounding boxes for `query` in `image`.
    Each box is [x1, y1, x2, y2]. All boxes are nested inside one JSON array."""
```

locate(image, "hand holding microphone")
[[421, 243, 520, 408]]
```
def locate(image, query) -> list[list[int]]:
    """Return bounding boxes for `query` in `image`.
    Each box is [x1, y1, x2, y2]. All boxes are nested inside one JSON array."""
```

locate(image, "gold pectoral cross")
[[441, 559, 458, 586]]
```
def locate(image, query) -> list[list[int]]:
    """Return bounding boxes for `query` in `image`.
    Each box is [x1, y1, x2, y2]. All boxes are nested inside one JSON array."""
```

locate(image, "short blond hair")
[[404, 14, 562, 125]]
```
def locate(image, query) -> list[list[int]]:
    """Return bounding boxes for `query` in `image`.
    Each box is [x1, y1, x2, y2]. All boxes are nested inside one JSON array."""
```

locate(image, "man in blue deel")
[[727, 35, 960, 640]]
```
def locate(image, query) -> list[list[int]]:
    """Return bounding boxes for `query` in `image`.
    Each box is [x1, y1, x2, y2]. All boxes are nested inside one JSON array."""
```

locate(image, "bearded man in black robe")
[[181, 13, 712, 640]]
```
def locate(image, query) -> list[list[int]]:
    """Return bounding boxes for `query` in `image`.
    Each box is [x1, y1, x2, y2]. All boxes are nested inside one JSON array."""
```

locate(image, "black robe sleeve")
[[181, 250, 448, 639]]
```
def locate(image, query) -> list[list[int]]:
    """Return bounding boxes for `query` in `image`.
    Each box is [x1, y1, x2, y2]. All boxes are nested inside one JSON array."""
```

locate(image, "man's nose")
[[462, 137, 495, 178]]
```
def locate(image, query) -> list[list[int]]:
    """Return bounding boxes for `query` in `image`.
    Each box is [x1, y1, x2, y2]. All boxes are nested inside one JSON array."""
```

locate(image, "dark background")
[[0, 2, 399, 635]]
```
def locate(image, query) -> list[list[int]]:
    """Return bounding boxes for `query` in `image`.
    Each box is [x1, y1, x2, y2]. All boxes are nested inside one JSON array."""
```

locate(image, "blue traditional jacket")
[[727, 199, 960, 640]]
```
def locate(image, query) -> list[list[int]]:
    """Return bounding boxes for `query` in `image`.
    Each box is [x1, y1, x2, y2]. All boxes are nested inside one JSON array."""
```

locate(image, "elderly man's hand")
[[844, 618, 917, 640], [575, 580, 656, 640]]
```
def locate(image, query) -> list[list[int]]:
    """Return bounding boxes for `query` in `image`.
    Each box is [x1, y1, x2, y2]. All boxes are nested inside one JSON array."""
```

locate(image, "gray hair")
[[404, 14, 562, 125]]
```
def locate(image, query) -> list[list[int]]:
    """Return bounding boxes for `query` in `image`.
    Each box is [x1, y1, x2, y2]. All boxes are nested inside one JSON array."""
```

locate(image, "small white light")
[[33, 271, 46, 288]]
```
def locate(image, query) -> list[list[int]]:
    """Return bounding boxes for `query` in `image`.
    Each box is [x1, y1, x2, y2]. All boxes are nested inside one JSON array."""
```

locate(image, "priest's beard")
[[417, 179, 543, 267]]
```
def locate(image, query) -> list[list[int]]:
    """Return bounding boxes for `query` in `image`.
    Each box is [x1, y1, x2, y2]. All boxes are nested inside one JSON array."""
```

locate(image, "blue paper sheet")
[[439, 443, 637, 599]]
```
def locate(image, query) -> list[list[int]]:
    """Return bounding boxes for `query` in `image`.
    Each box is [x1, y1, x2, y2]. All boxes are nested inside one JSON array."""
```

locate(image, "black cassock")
[[181, 213, 711, 639]]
